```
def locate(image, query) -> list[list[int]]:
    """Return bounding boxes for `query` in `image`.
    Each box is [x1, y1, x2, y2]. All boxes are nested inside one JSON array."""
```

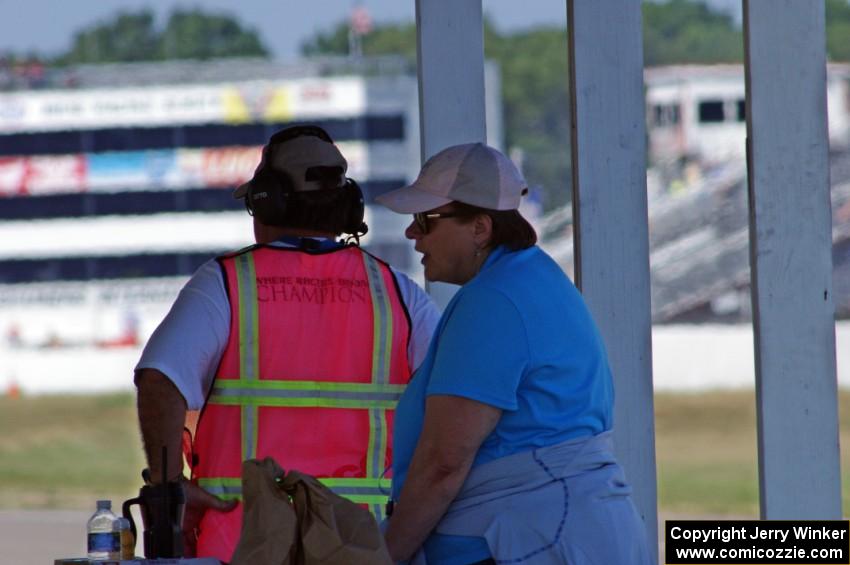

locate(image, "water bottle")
[[87, 499, 120, 561]]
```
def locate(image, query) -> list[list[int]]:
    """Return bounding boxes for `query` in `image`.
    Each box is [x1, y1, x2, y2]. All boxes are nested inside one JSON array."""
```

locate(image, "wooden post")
[[568, 0, 658, 558], [743, 0, 841, 519], [415, 0, 486, 307]]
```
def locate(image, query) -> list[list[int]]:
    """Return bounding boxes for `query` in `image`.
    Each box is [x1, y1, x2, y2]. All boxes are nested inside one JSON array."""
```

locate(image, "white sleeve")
[[390, 267, 441, 370], [135, 259, 230, 410]]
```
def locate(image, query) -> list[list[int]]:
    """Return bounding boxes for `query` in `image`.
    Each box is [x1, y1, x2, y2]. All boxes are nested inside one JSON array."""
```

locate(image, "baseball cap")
[[233, 125, 348, 199], [376, 142, 527, 213]]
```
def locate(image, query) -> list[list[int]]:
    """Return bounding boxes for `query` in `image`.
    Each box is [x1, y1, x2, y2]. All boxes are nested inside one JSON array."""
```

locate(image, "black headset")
[[245, 125, 367, 236]]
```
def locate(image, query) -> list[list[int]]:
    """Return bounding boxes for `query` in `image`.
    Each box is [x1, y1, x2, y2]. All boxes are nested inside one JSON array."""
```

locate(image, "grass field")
[[0, 394, 144, 508], [2, 390, 849, 515]]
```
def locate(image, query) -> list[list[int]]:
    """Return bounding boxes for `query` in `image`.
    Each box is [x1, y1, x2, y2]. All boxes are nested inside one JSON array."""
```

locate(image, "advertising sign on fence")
[[0, 140, 402, 196], [0, 77, 367, 133]]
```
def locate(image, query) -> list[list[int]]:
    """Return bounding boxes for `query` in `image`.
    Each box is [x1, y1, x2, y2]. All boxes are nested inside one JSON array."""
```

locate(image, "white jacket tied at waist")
[[411, 431, 653, 564]]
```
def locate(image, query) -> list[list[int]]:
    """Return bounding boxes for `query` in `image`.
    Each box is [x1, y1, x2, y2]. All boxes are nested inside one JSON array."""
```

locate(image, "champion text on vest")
[[256, 276, 369, 304]]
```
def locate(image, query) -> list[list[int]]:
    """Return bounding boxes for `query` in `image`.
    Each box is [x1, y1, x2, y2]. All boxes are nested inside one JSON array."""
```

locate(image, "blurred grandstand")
[[540, 64, 850, 323]]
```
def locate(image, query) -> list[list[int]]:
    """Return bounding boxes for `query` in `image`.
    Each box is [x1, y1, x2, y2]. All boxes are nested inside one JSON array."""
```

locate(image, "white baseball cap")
[[376, 142, 527, 213]]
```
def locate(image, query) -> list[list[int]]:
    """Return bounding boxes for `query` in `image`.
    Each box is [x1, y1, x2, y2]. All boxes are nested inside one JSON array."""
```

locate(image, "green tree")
[[158, 9, 268, 60], [485, 26, 571, 210], [61, 10, 160, 64], [642, 0, 742, 66], [301, 22, 417, 60], [827, 0, 850, 61], [644, 0, 850, 63], [57, 8, 268, 65]]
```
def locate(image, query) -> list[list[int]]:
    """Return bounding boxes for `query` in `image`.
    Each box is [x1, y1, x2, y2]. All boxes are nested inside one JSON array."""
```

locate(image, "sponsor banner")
[[289, 77, 365, 119], [0, 85, 222, 133], [0, 141, 407, 196], [0, 157, 26, 196], [0, 94, 27, 131], [87, 150, 177, 191], [0, 77, 369, 133], [191, 146, 262, 188], [25, 155, 87, 194], [0, 155, 86, 195], [0, 277, 184, 355]]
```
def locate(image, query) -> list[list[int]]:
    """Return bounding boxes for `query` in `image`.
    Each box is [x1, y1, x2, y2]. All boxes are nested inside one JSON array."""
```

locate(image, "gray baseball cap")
[[233, 128, 348, 199], [376, 142, 527, 213]]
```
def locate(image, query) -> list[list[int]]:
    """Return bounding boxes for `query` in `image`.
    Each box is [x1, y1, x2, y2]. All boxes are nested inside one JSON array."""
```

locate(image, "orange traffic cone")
[[6, 379, 20, 399]]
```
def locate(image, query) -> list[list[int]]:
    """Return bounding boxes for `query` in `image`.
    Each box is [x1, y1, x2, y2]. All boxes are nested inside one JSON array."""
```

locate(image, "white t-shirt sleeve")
[[390, 267, 441, 370], [135, 259, 230, 410]]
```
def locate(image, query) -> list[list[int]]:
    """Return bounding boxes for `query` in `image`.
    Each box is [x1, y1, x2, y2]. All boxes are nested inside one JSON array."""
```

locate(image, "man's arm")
[[383, 394, 501, 561], [135, 368, 236, 556], [136, 368, 186, 482], [389, 268, 441, 370]]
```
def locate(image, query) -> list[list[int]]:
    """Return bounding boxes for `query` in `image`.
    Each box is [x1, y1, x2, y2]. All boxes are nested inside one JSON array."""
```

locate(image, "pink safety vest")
[[191, 244, 411, 562]]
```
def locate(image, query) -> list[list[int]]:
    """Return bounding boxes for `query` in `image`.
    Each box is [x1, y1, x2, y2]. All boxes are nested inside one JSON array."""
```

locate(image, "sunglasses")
[[413, 211, 461, 234]]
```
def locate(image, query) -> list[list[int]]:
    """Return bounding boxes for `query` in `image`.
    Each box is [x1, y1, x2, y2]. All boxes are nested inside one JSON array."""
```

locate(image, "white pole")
[[568, 0, 658, 559], [415, 0, 486, 307], [744, 0, 841, 519]]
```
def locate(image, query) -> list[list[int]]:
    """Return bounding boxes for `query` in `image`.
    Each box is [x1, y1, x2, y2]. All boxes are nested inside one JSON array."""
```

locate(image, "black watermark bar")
[[665, 520, 849, 564]]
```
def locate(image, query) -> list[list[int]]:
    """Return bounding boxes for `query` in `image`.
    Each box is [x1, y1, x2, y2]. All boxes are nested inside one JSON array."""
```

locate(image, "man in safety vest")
[[135, 125, 440, 562]]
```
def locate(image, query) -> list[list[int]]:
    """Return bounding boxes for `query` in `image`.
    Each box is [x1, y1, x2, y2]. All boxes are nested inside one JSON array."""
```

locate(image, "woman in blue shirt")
[[376, 143, 651, 565]]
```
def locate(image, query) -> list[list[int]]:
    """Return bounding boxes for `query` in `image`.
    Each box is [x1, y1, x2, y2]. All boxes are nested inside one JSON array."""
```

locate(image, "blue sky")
[[0, 0, 740, 61]]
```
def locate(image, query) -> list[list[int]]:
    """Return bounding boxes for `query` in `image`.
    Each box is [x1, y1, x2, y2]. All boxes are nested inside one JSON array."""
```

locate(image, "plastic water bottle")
[[87, 499, 120, 561]]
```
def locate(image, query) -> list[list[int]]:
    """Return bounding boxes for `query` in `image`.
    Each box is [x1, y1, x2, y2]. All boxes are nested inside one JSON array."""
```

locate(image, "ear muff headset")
[[244, 125, 366, 236], [339, 178, 367, 236], [246, 126, 327, 225], [246, 166, 296, 227]]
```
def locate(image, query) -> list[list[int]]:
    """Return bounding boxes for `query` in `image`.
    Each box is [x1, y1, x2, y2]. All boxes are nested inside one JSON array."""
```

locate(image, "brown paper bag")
[[282, 470, 392, 565], [230, 457, 297, 565], [230, 458, 392, 565]]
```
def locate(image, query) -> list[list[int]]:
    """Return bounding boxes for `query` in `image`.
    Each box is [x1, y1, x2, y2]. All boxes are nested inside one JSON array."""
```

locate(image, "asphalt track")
[[1, 509, 90, 564], [0, 509, 149, 564]]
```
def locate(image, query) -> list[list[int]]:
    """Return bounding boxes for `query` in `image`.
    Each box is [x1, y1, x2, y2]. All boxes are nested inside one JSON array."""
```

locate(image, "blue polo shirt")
[[390, 245, 614, 564]]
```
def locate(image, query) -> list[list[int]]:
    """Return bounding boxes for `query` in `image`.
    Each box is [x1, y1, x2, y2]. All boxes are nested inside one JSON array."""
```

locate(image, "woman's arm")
[[384, 394, 501, 562]]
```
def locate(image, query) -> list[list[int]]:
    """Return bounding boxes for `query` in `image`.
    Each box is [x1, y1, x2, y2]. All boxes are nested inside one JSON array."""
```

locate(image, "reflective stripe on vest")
[[198, 476, 391, 506], [203, 251, 398, 517], [235, 252, 259, 463], [209, 379, 404, 408], [363, 252, 392, 485]]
